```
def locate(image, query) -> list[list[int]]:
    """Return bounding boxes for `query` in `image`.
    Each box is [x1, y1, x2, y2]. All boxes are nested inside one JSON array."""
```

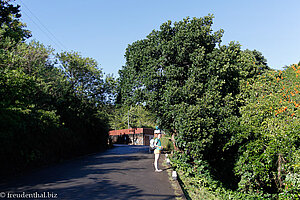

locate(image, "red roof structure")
[[109, 128, 154, 145], [109, 128, 154, 135]]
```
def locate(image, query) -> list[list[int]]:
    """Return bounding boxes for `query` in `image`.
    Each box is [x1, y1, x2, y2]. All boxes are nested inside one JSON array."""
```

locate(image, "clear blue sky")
[[13, 0, 300, 76]]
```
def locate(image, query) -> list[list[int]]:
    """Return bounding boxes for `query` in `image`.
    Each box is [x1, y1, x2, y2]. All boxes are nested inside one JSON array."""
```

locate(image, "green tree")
[[109, 105, 156, 130], [225, 65, 300, 197], [57, 51, 105, 104], [0, 5, 110, 176], [117, 15, 270, 197], [0, 0, 31, 43], [0, 43, 110, 176], [103, 74, 118, 104], [118, 15, 268, 157]]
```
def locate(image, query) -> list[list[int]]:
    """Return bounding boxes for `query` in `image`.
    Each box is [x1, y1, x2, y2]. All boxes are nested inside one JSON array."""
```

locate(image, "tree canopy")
[[115, 15, 299, 198], [0, 0, 109, 176], [117, 15, 269, 160], [0, 0, 31, 43]]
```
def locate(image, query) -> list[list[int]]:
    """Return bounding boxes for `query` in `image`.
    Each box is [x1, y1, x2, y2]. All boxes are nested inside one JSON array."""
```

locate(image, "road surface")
[[0, 145, 182, 200]]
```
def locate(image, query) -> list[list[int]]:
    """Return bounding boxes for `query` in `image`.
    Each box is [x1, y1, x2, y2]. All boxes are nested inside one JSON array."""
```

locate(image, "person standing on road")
[[154, 133, 163, 172]]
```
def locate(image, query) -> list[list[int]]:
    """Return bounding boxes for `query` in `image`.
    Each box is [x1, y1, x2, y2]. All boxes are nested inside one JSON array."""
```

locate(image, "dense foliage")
[[0, 0, 109, 176], [172, 65, 300, 199], [117, 15, 299, 198], [0, 0, 31, 42], [109, 105, 156, 130], [229, 65, 300, 198]]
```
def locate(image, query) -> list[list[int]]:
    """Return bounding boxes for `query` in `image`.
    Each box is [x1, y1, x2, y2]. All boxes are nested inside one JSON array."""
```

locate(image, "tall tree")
[[117, 15, 269, 167], [57, 51, 105, 104], [0, 0, 31, 43], [0, 3, 110, 176]]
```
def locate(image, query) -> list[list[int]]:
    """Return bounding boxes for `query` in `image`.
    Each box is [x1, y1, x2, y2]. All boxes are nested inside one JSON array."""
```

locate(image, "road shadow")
[[0, 145, 178, 199]]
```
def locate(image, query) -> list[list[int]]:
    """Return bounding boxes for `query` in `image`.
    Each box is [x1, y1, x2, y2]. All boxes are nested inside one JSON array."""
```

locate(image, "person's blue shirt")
[[154, 138, 161, 150]]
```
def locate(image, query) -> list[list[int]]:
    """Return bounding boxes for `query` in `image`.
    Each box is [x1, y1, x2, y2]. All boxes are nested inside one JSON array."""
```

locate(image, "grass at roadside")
[[175, 169, 220, 200]]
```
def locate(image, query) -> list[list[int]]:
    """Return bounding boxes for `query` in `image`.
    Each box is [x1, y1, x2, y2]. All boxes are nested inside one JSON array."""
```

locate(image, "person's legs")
[[154, 153, 159, 170], [154, 152, 162, 172]]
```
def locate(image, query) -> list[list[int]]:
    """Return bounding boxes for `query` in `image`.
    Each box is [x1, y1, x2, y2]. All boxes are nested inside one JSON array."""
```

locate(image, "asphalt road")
[[0, 145, 180, 200]]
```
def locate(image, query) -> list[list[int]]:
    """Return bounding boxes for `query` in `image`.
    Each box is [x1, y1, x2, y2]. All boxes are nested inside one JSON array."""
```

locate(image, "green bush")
[[161, 136, 174, 152], [0, 28, 109, 176]]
